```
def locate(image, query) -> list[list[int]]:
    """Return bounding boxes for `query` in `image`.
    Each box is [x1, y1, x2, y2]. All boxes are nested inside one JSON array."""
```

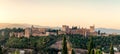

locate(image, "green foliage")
[[0, 28, 24, 45], [5, 36, 61, 54], [12, 28, 24, 32], [95, 49, 102, 54], [47, 29, 58, 33], [0, 28, 12, 45], [0, 46, 2, 54], [98, 30, 101, 35], [71, 49, 75, 54], [14, 49, 20, 54], [62, 36, 68, 54], [69, 35, 120, 52], [5, 36, 56, 49], [110, 43, 114, 54], [88, 37, 94, 54], [90, 49, 94, 54], [89, 49, 103, 54]]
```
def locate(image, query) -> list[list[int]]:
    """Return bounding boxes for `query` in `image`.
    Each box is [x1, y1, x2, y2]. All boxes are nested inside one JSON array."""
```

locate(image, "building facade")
[[10, 25, 98, 38], [24, 26, 57, 38], [24, 26, 48, 37], [58, 25, 98, 36]]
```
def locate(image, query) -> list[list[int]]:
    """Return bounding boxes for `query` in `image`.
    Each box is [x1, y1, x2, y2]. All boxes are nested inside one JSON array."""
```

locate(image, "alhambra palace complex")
[[9, 25, 98, 38]]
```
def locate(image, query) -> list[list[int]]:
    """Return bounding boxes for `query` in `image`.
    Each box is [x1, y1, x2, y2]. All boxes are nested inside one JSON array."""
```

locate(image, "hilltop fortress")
[[58, 25, 97, 36], [9, 25, 98, 38]]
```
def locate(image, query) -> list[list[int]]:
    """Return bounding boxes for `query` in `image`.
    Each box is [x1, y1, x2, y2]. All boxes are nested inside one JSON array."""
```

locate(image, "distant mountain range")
[[95, 28, 120, 34], [0, 23, 120, 34], [0, 23, 31, 29], [0, 23, 60, 30]]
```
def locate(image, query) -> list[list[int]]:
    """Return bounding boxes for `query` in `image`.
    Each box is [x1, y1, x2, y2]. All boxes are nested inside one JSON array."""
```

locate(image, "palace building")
[[58, 25, 97, 36], [25, 26, 49, 38], [9, 25, 98, 38]]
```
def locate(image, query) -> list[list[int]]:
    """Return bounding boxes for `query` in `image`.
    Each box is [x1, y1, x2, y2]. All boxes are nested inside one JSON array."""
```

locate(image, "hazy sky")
[[0, 0, 120, 29]]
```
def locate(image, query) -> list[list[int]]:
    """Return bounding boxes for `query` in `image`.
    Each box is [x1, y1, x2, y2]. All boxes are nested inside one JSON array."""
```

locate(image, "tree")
[[90, 49, 94, 54], [110, 43, 114, 54], [71, 49, 75, 54], [72, 26, 77, 30], [95, 49, 102, 54], [33, 42, 38, 54], [62, 36, 68, 54], [98, 30, 101, 35], [14, 49, 20, 54], [88, 37, 94, 54], [0, 46, 2, 54]]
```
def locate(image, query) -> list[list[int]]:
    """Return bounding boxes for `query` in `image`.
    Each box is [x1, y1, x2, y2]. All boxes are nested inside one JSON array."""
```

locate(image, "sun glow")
[[0, 0, 120, 29]]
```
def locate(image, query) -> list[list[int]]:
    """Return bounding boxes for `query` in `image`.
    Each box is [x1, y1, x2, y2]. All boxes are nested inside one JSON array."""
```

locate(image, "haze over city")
[[0, 0, 120, 29]]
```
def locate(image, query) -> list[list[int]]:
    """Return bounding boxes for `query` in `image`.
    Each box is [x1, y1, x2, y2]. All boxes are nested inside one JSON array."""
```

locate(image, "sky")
[[0, 0, 120, 29]]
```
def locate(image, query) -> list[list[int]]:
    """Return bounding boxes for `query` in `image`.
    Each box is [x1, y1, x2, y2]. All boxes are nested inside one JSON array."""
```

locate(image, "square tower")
[[90, 25, 95, 33]]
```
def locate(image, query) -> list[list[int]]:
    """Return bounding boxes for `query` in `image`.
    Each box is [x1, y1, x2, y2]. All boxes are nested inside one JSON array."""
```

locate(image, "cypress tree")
[[62, 36, 68, 54], [110, 43, 114, 54], [71, 49, 75, 54], [34, 42, 38, 54], [95, 49, 98, 54], [0, 46, 2, 54], [88, 37, 94, 54], [95, 49, 102, 54], [90, 49, 94, 54], [14, 49, 20, 54]]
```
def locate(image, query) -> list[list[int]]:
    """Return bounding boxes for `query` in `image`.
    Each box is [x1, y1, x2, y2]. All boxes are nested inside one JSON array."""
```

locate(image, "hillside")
[[0, 23, 32, 29], [0, 23, 60, 30], [96, 28, 120, 34]]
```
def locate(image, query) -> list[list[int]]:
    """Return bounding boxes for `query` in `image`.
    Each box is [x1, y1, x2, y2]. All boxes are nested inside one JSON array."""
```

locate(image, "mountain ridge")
[[0, 23, 60, 30], [95, 28, 120, 34]]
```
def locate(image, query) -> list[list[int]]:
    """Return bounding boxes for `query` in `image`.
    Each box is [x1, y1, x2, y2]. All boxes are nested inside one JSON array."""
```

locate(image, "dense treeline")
[[0, 28, 24, 45], [1, 32, 120, 52], [5, 36, 58, 49], [5, 36, 63, 54], [69, 34, 120, 52], [0, 28, 12, 45]]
